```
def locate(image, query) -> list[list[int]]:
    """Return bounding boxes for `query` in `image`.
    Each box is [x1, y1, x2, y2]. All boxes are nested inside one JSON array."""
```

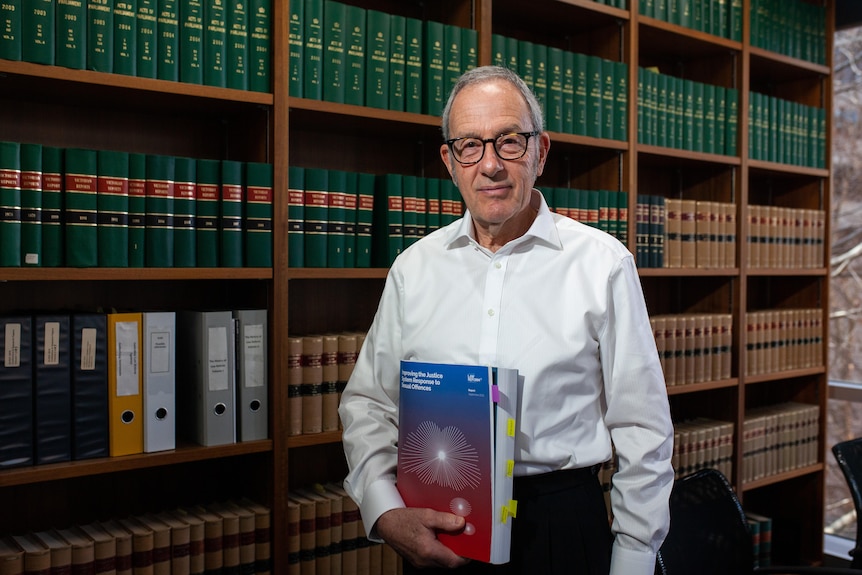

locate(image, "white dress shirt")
[[339, 189, 675, 575]]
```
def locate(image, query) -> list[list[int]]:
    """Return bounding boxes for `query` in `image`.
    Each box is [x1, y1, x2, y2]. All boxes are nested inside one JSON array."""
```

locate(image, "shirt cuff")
[[359, 478, 406, 542], [609, 541, 657, 575]]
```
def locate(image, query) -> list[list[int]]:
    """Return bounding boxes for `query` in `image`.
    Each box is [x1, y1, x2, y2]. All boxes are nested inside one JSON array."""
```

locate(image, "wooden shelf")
[[0, 268, 273, 281]]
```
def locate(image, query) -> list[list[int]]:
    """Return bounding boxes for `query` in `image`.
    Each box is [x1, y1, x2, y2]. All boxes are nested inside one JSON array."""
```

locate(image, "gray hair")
[[441, 66, 545, 141]]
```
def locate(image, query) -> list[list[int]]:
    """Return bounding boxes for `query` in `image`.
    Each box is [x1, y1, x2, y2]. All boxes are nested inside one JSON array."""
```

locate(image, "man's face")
[[440, 79, 550, 232]]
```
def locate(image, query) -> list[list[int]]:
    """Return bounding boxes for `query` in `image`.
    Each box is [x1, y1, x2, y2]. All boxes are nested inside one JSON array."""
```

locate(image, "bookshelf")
[[0, 0, 833, 571]]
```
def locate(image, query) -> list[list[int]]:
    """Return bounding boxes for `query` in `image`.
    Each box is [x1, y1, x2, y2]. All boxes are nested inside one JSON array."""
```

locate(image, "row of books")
[[750, 0, 828, 65], [638, 67, 739, 155], [0, 142, 273, 268], [592, 0, 627, 7], [672, 417, 734, 480], [0, 0, 271, 92], [746, 511, 774, 568], [288, 482, 401, 575], [286, 331, 364, 437], [665, 198, 738, 269], [742, 402, 820, 484], [490, 35, 628, 141], [0, 309, 268, 470], [744, 309, 823, 377], [746, 205, 827, 269], [0, 499, 272, 575], [748, 92, 827, 168], [548, 188, 629, 243], [642, 0, 741, 39], [290, 0, 476, 116], [651, 313, 733, 387]]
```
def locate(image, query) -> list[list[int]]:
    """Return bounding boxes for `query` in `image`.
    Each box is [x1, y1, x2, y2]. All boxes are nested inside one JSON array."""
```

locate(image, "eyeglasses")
[[445, 131, 539, 166]]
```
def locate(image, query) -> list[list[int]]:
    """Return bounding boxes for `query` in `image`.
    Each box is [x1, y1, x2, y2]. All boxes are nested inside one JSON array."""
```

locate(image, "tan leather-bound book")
[[218, 502, 256, 575], [0, 536, 23, 575], [79, 522, 120, 575], [287, 498, 301, 575], [132, 515, 172, 575], [151, 511, 191, 575], [163, 509, 204, 575], [185, 508, 223, 575], [116, 517, 155, 575], [679, 199, 697, 268], [663, 198, 682, 268], [54, 528, 95, 575], [321, 334, 340, 432], [236, 498, 271, 575], [651, 316, 667, 385], [695, 200, 711, 268], [295, 488, 334, 575], [301, 335, 324, 434], [32, 530, 72, 575], [692, 314, 706, 383], [288, 493, 317, 575], [324, 484, 357, 575], [9, 535, 49, 575], [665, 315, 680, 387], [288, 336, 304, 436], [207, 505, 240, 575], [310, 485, 343, 575]]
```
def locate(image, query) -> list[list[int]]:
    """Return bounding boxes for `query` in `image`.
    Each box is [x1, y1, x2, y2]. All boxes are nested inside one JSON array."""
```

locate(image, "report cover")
[[397, 360, 518, 564]]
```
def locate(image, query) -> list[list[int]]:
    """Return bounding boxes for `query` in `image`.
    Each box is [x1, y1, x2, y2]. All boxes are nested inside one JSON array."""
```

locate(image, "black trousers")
[[403, 466, 613, 575]]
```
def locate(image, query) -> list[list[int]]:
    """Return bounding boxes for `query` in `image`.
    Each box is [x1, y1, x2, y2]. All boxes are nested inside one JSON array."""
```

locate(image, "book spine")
[[128, 152, 147, 267], [327, 169, 347, 268], [136, 0, 157, 78], [343, 4, 365, 107], [180, 0, 204, 84], [343, 171, 357, 268], [288, 0, 303, 98], [71, 313, 109, 460], [322, 0, 345, 104], [355, 172, 373, 268], [0, 315, 33, 468], [365, 9, 389, 110], [195, 158, 220, 267], [96, 149, 130, 267], [225, 0, 248, 89], [303, 167, 328, 268], [0, 0, 21, 61], [145, 154, 175, 268], [20, 143, 42, 267], [41, 146, 63, 267], [56, 0, 86, 69], [34, 314, 72, 464], [303, 0, 323, 100], [248, 0, 270, 93], [372, 173, 402, 267], [321, 335, 339, 432], [87, 0, 112, 71], [388, 13, 405, 112], [301, 336, 323, 434], [157, 0, 180, 81], [287, 165, 304, 267], [173, 156, 197, 267], [244, 162, 273, 268], [404, 17, 422, 114], [288, 337, 303, 435], [220, 159, 244, 267], [443, 24, 462, 106], [64, 148, 98, 268], [113, 0, 137, 76], [423, 20, 444, 116], [22, 0, 54, 65], [203, 0, 226, 87]]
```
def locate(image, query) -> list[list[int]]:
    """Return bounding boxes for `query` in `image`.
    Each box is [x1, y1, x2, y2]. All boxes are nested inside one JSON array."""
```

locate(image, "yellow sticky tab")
[[501, 500, 519, 524], [506, 460, 514, 477], [507, 418, 515, 437]]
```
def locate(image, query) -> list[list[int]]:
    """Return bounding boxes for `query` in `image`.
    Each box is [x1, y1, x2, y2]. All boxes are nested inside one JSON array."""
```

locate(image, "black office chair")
[[832, 438, 862, 569], [656, 468, 860, 575]]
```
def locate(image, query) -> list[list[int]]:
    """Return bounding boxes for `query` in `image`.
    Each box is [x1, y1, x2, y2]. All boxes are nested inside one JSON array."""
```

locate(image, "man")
[[339, 65, 674, 575]]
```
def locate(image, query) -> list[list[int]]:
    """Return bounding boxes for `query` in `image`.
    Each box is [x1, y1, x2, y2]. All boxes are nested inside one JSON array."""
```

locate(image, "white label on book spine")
[[244, 323, 265, 388], [5, 323, 20, 368], [81, 328, 97, 371], [115, 321, 140, 396], [44, 322, 60, 366], [208, 326, 230, 391], [149, 330, 171, 373]]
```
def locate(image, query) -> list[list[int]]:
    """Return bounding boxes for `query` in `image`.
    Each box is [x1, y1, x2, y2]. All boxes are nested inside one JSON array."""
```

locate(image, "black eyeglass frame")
[[444, 131, 540, 166]]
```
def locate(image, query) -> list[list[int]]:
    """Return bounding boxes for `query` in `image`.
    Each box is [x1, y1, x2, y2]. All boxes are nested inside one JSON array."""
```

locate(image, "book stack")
[[287, 482, 400, 575], [635, 194, 666, 268], [749, 0, 827, 64], [548, 188, 628, 243], [664, 199, 737, 269], [651, 313, 733, 387], [0, 308, 268, 470], [639, 0, 743, 41], [742, 402, 820, 483], [745, 510, 773, 568], [672, 417, 734, 480], [0, 499, 271, 575], [0, 0, 271, 92], [745, 205, 826, 269], [743, 308, 823, 377], [748, 92, 826, 168]]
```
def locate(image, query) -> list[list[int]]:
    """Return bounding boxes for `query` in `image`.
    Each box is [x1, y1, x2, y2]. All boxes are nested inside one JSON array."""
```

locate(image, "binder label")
[[115, 321, 140, 396], [244, 323, 265, 388], [4, 323, 20, 368], [208, 326, 230, 391], [81, 328, 97, 371], [150, 330, 171, 373], [44, 322, 60, 366]]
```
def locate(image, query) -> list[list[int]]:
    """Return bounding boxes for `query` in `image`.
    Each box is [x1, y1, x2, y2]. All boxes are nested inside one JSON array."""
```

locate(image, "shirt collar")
[[443, 189, 563, 251]]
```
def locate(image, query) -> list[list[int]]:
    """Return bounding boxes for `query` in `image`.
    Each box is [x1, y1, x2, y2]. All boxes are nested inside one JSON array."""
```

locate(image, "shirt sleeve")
[[598, 254, 676, 569], [338, 268, 407, 538]]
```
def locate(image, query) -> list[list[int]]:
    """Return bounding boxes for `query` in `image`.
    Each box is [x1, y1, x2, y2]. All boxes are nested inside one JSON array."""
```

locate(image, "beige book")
[[748, 205, 760, 268], [302, 335, 324, 434], [219, 502, 256, 575], [693, 315, 706, 383], [337, 333, 359, 430], [651, 317, 666, 384], [209, 505, 241, 575], [695, 201, 711, 268], [719, 314, 732, 380], [236, 498, 272, 575], [368, 543, 382, 575], [97, 520, 133, 575], [322, 334, 340, 432], [309, 486, 344, 575], [289, 493, 318, 575], [325, 484, 358, 575], [709, 202, 721, 268], [31, 530, 71, 575], [724, 202, 737, 268], [288, 336, 304, 436], [133, 515, 171, 575], [152, 511, 192, 575], [117, 517, 156, 575], [79, 522, 119, 575], [814, 209, 826, 268], [680, 199, 697, 268], [745, 312, 757, 376], [664, 198, 682, 268], [184, 507, 224, 575], [55, 528, 96, 575], [10, 535, 49, 575], [0, 536, 23, 575], [669, 315, 683, 386], [682, 315, 696, 385], [765, 205, 778, 268], [287, 498, 301, 575], [162, 509, 205, 575]]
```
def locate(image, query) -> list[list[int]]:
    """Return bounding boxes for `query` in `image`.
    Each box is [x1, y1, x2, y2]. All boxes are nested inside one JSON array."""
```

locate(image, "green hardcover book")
[[0, 0, 21, 61], [637, 67, 644, 143], [23, 0, 54, 65], [157, 0, 179, 81], [562, 50, 575, 134], [598, 189, 610, 234], [505, 35, 518, 73], [203, 0, 226, 87], [113, 0, 137, 76], [748, 91, 759, 160], [574, 52, 588, 136], [56, 0, 86, 69], [195, 158, 220, 267], [401, 174, 418, 249], [303, 0, 323, 100], [173, 156, 196, 267], [20, 143, 41, 267], [683, 78, 695, 150], [692, 81, 705, 152], [128, 152, 146, 267], [767, 94, 777, 163], [674, 75, 685, 149], [715, 85, 726, 155], [288, 0, 303, 97], [343, 171, 357, 267], [355, 172, 373, 267], [244, 161, 272, 268], [145, 154, 175, 267], [462, 27, 477, 73], [136, 0, 157, 78], [327, 169, 347, 267], [656, 72, 668, 146], [87, 0, 112, 71], [303, 167, 328, 268], [533, 43, 548, 129], [404, 17, 422, 114], [64, 147, 98, 268], [96, 149, 130, 267], [703, 83, 716, 154], [601, 58, 615, 140], [586, 54, 603, 139], [517, 39, 534, 92], [424, 177, 440, 233], [423, 19, 444, 116], [219, 159, 243, 267], [415, 174, 427, 240], [41, 146, 63, 267], [614, 60, 627, 141], [617, 191, 628, 246], [655, 0, 667, 21], [443, 24, 461, 101], [546, 47, 563, 133], [730, 0, 742, 41], [322, 0, 346, 103], [287, 165, 304, 267], [388, 13, 405, 111], [180, 0, 204, 83], [679, 0, 692, 28], [491, 33, 506, 68], [716, 0, 728, 39], [343, 3, 364, 106], [248, 0, 270, 92], [365, 9, 389, 109], [225, 0, 247, 89], [372, 173, 402, 267]]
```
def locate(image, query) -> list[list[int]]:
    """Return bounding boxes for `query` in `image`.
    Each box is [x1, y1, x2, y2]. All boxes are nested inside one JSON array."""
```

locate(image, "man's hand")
[[375, 507, 471, 569]]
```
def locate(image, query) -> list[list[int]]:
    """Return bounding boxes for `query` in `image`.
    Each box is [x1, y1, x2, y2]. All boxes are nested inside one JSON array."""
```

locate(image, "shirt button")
[[494, 262, 502, 269], [488, 309, 495, 317]]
